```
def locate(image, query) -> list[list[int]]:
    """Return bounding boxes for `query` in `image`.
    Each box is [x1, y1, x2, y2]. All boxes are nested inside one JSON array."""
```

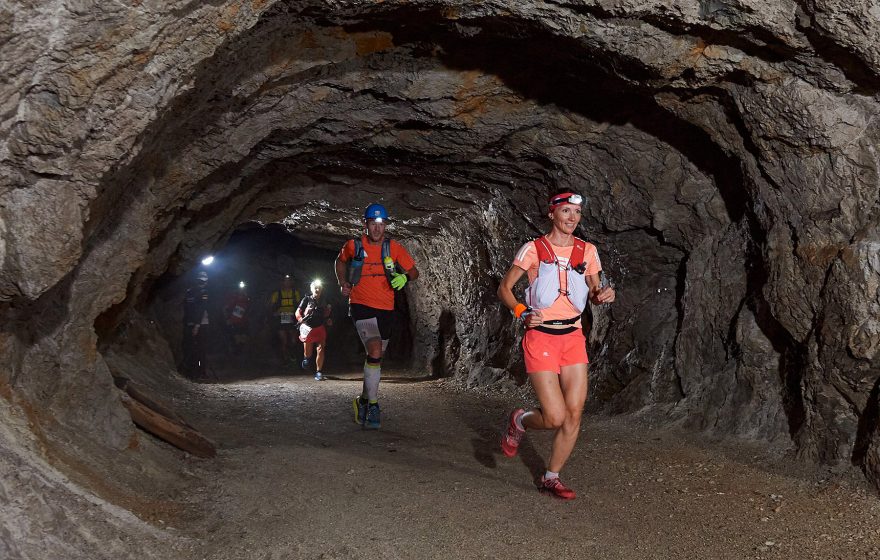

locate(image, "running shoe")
[[314, 371, 324, 381], [352, 396, 367, 425], [365, 402, 381, 430], [538, 476, 576, 500], [500, 408, 525, 457], [301, 357, 311, 370]]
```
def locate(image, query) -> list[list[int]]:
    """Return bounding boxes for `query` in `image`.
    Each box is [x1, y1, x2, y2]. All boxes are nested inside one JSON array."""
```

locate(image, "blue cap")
[[364, 203, 388, 221]]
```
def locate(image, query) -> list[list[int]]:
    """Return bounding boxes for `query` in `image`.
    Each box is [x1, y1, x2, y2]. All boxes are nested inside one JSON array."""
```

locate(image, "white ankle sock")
[[544, 470, 559, 480], [515, 411, 525, 431]]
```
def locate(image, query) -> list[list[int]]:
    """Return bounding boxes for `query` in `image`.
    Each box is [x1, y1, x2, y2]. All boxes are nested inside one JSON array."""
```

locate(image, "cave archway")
[[3, 2, 880, 558]]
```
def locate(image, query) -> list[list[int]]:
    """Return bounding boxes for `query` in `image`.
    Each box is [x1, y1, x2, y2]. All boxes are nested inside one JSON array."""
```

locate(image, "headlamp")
[[550, 193, 583, 208]]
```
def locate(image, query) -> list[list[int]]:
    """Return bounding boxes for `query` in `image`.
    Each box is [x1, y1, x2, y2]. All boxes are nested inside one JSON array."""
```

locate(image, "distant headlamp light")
[[310, 278, 323, 292]]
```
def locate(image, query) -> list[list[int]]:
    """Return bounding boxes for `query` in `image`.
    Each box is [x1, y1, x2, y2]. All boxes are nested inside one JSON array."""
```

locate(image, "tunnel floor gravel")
[[152, 373, 880, 560]]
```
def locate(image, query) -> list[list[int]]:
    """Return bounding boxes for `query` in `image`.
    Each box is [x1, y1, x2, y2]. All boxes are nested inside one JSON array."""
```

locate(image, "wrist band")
[[513, 303, 528, 318]]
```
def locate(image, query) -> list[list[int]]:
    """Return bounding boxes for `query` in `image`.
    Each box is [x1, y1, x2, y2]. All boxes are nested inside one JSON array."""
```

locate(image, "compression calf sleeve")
[[363, 359, 381, 402]]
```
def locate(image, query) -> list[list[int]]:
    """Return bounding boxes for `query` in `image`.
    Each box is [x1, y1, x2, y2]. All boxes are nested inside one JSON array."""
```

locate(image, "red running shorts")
[[299, 324, 327, 344], [522, 329, 589, 374]]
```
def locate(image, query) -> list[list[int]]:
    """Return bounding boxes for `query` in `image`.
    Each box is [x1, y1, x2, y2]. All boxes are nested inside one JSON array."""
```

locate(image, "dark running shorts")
[[349, 303, 394, 342]]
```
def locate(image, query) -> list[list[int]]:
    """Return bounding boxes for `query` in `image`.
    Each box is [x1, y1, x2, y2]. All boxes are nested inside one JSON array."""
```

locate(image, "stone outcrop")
[[1, 0, 880, 552]]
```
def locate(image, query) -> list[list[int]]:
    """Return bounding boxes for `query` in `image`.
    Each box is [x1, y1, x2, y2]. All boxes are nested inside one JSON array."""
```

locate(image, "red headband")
[[549, 192, 582, 211]]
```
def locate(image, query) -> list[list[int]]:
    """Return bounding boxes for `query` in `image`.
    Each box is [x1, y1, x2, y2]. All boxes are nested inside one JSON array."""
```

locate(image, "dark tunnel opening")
[[140, 224, 417, 383]]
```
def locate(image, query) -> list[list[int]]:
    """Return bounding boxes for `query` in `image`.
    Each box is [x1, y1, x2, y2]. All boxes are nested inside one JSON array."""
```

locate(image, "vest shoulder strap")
[[347, 238, 365, 286], [381, 239, 394, 284], [535, 236, 588, 269], [534, 236, 556, 263], [570, 237, 587, 269], [352, 237, 392, 260], [353, 237, 365, 260]]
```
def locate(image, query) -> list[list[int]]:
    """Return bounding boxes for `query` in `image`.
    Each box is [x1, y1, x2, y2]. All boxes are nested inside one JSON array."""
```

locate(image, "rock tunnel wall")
[[2, 2, 880, 547]]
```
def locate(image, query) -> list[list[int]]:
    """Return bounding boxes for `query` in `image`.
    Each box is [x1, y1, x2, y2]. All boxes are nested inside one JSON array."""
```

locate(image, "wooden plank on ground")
[[130, 384, 191, 427], [120, 394, 216, 458]]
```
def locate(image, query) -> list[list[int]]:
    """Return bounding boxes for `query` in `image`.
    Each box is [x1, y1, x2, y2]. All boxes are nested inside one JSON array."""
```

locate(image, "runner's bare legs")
[[522, 363, 589, 472]]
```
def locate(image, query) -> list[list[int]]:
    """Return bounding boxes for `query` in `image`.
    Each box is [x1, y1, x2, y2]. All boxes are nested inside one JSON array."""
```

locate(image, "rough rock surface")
[[1, 0, 880, 555]]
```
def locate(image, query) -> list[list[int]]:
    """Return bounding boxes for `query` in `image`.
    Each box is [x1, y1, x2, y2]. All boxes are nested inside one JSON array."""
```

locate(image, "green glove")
[[390, 272, 408, 290]]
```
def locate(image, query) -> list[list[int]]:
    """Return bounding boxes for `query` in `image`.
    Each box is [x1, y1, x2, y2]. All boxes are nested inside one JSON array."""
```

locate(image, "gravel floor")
[[144, 371, 880, 560]]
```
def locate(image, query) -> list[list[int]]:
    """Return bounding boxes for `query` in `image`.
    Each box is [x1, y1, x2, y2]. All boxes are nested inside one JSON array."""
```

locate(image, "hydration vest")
[[347, 237, 395, 287], [298, 295, 327, 328], [273, 289, 299, 311], [525, 236, 590, 314]]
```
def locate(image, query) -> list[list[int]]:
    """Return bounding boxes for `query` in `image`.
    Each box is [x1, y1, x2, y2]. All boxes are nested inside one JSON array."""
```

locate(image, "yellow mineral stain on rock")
[[82, 336, 97, 362], [840, 245, 859, 268], [127, 432, 140, 451], [132, 50, 151, 66], [702, 45, 729, 59], [311, 87, 331, 102], [353, 31, 394, 56], [798, 243, 843, 267], [454, 71, 501, 126], [252, 0, 268, 10], [17, 395, 51, 456], [297, 29, 321, 49], [442, 6, 460, 19], [217, 2, 241, 32], [690, 38, 708, 61], [292, 28, 393, 59]]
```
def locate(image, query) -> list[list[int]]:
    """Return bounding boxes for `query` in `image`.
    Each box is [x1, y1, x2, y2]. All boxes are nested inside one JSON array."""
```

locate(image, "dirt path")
[[164, 374, 880, 560]]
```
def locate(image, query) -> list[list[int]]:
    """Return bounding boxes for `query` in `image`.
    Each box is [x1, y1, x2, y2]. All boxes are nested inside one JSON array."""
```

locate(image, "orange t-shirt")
[[338, 236, 416, 311], [512, 239, 601, 324]]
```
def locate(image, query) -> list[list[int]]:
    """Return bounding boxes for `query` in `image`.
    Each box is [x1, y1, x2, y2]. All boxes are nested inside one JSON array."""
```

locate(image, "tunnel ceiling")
[[2, 0, 880, 500], [111, 6, 735, 258]]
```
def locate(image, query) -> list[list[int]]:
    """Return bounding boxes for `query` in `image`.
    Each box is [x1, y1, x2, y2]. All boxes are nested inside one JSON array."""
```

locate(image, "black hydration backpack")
[[347, 237, 394, 287]]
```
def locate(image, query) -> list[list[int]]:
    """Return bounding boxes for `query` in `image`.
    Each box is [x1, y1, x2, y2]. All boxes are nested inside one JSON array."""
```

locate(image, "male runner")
[[335, 203, 419, 429]]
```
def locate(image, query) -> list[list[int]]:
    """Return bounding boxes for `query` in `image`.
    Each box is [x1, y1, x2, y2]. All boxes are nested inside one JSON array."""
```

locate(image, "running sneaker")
[[365, 402, 381, 430], [352, 396, 367, 425], [314, 371, 324, 381], [301, 357, 311, 370], [500, 408, 525, 457], [538, 476, 576, 500]]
